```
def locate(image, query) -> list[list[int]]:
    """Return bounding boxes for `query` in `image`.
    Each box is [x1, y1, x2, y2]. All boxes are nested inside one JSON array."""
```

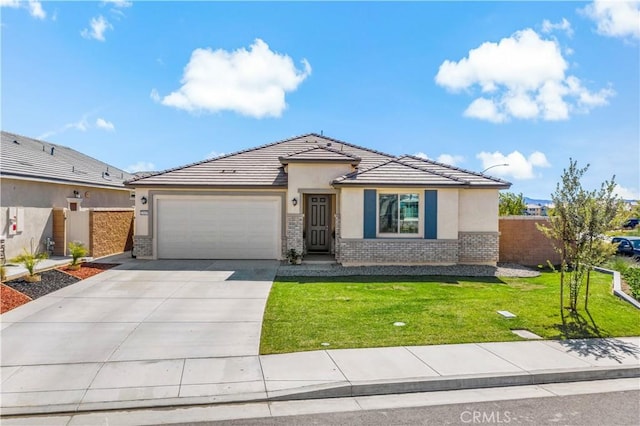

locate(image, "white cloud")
[[27, 0, 45, 19], [1, 0, 46, 20], [0, 0, 21, 8], [102, 0, 132, 8], [541, 18, 573, 36], [582, 0, 640, 39], [81, 15, 112, 42], [38, 116, 90, 139], [614, 184, 640, 200], [435, 28, 614, 122], [437, 154, 464, 166], [412, 152, 464, 166], [160, 39, 312, 118], [125, 161, 155, 173], [206, 150, 225, 159], [96, 118, 115, 131], [476, 150, 551, 180], [149, 88, 161, 102]]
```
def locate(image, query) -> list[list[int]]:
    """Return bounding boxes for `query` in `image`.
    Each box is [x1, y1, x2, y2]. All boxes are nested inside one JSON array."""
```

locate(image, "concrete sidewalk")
[[1, 337, 638, 416]]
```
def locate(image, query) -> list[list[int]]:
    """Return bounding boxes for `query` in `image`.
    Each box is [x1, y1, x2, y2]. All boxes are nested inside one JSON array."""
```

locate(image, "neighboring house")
[[1, 131, 133, 259], [525, 203, 549, 216], [128, 134, 511, 265]]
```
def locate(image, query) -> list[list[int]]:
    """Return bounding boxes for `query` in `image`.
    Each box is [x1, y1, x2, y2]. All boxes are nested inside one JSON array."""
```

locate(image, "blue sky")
[[2, 0, 638, 199]]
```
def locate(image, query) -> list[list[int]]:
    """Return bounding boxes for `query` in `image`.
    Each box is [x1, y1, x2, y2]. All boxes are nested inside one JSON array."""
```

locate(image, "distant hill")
[[524, 197, 552, 206]]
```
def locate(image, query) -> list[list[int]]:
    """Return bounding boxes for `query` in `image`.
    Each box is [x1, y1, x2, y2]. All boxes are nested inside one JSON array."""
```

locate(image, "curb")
[[2, 365, 638, 417]]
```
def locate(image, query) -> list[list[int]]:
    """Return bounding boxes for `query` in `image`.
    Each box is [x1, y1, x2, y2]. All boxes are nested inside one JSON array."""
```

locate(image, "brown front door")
[[306, 195, 330, 252]]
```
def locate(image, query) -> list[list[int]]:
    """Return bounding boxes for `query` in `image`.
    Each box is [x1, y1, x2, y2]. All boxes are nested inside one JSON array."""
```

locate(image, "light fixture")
[[140, 196, 148, 205], [481, 163, 509, 174], [73, 190, 80, 198], [292, 197, 298, 206]]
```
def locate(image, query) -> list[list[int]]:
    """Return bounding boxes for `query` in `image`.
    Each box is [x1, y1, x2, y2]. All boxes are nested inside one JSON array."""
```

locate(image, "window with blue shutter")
[[424, 190, 437, 239], [363, 189, 376, 238]]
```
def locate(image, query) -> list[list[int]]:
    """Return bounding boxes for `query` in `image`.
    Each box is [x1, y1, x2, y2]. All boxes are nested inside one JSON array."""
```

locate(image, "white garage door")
[[156, 196, 281, 259]]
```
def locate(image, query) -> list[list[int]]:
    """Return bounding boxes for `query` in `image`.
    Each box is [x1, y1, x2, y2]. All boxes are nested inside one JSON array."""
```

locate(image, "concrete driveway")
[[0, 259, 278, 413]]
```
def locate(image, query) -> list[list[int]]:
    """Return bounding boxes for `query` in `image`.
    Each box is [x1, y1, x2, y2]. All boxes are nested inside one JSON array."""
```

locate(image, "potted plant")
[[287, 248, 303, 265], [11, 246, 48, 283], [67, 241, 88, 270]]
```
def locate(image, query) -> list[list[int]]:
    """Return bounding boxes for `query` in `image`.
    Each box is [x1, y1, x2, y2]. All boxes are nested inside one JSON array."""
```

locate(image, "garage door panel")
[[157, 197, 280, 259]]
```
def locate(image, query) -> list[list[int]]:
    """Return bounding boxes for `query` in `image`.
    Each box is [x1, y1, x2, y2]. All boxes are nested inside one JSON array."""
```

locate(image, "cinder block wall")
[[499, 216, 561, 266], [89, 209, 134, 258]]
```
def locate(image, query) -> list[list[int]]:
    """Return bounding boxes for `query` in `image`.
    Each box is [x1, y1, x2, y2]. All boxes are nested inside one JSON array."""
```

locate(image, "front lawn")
[[260, 272, 640, 354]]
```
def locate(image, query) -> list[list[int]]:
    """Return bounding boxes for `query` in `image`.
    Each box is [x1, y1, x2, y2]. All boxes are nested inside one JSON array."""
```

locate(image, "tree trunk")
[[585, 268, 591, 310]]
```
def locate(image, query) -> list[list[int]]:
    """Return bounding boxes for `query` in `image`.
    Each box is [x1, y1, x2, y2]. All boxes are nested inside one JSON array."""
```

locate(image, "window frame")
[[376, 190, 423, 238]]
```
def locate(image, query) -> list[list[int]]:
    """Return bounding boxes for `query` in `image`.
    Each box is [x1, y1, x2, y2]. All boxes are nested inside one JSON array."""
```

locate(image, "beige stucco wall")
[[437, 188, 459, 239], [1, 178, 133, 209], [286, 163, 351, 214], [0, 207, 53, 259], [458, 189, 499, 232], [340, 187, 364, 238]]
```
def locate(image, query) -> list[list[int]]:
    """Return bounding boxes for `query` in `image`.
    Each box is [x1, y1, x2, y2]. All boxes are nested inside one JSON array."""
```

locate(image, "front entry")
[[306, 195, 331, 252]]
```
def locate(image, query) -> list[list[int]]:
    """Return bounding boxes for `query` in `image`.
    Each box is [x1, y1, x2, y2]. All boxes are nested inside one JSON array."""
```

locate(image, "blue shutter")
[[363, 189, 377, 239], [424, 190, 437, 239]]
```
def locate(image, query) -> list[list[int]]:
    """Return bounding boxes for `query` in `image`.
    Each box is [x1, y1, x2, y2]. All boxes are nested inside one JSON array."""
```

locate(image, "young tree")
[[538, 159, 619, 313], [499, 192, 526, 216]]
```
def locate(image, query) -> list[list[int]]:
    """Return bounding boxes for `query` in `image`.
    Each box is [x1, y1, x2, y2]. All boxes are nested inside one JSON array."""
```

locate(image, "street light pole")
[[481, 163, 509, 174]]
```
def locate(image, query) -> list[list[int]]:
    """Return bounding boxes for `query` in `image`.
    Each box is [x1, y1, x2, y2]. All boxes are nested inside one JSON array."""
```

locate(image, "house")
[[1, 131, 134, 259], [127, 134, 511, 265], [525, 203, 549, 216]]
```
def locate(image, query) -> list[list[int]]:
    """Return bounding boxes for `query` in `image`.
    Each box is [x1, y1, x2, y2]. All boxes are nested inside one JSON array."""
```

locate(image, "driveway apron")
[[0, 259, 277, 412]]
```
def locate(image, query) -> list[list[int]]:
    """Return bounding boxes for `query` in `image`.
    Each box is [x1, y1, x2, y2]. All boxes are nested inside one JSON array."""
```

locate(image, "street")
[[210, 390, 639, 426]]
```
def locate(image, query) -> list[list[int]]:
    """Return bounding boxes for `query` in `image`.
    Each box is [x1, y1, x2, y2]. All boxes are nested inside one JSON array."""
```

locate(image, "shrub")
[[11, 248, 48, 277], [622, 268, 640, 300], [68, 241, 88, 266]]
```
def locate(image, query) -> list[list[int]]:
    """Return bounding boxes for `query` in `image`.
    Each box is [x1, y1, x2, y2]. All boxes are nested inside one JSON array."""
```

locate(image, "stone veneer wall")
[[133, 235, 153, 258], [286, 213, 304, 255], [334, 213, 341, 259], [52, 208, 66, 256], [337, 239, 459, 265], [90, 209, 134, 258], [458, 232, 499, 264]]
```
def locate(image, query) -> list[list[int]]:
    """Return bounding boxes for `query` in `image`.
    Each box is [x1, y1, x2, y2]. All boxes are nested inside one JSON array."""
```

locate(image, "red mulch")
[[58, 263, 119, 279], [1, 284, 32, 314]]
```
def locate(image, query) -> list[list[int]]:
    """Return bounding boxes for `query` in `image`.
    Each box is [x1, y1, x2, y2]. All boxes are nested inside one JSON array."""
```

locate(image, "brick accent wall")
[[286, 213, 304, 255], [499, 216, 561, 266], [52, 208, 66, 256], [458, 232, 499, 264], [89, 209, 134, 258], [337, 238, 459, 265], [133, 235, 153, 258]]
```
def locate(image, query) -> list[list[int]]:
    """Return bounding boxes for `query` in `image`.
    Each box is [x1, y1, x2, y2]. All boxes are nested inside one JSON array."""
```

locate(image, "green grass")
[[260, 272, 640, 354]]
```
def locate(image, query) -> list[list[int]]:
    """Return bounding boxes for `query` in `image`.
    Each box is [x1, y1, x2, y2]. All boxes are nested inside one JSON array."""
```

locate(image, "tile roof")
[[333, 157, 510, 188], [127, 133, 511, 189], [279, 146, 361, 164], [128, 133, 392, 187], [1, 131, 132, 189]]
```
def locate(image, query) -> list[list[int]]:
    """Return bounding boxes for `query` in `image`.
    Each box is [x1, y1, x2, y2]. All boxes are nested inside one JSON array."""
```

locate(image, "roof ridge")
[[305, 133, 395, 159], [400, 154, 511, 185], [397, 156, 468, 183], [280, 144, 362, 160], [333, 157, 443, 183]]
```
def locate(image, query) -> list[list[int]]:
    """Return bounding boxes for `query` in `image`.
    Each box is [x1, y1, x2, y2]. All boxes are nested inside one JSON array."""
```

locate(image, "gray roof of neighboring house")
[[1, 131, 132, 189], [128, 134, 392, 187], [279, 146, 361, 164], [128, 133, 511, 189]]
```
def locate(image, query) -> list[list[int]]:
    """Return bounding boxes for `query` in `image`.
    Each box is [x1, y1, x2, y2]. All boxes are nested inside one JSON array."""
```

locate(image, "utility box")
[[7, 207, 24, 235]]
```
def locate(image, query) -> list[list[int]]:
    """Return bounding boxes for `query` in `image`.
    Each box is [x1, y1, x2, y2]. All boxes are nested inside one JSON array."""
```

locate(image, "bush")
[[68, 241, 88, 266], [622, 268, 640, 300], [11, 248, 48, 277]]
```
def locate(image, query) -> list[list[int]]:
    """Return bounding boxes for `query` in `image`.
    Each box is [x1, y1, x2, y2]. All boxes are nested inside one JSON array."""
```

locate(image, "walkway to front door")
[[306, 195, 330, 252]]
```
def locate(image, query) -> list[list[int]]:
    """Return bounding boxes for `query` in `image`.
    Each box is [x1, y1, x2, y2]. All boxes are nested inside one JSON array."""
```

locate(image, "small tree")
[[67, 241, 88, 270], [499, 192, 526, 216], [538, 159, 620, 313], [11, 245, 48, 282]]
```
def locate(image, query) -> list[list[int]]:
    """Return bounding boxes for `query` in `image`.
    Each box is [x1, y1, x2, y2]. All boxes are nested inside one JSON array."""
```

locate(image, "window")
[[378, 193, 419, 235]]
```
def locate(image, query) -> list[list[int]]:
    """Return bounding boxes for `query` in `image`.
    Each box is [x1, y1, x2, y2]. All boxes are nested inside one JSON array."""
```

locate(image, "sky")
[[1, 0, 639, 200]]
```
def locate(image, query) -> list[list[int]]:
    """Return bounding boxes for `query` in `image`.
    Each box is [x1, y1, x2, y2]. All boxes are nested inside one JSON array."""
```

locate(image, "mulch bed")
[[1, 262, 119, 313]]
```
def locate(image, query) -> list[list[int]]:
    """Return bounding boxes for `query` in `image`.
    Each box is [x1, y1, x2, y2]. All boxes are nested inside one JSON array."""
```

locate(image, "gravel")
[[277, 262, 540, 278], [3, 269, 80, 299]]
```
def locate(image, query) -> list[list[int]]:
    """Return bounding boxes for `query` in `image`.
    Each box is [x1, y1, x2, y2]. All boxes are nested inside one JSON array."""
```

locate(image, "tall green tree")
[[499, 192, 526, 216], [538, 159, 620, 313]]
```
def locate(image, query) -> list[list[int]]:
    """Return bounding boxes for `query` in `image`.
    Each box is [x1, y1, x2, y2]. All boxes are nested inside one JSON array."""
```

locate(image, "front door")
[[306, 195, 330, 252]]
